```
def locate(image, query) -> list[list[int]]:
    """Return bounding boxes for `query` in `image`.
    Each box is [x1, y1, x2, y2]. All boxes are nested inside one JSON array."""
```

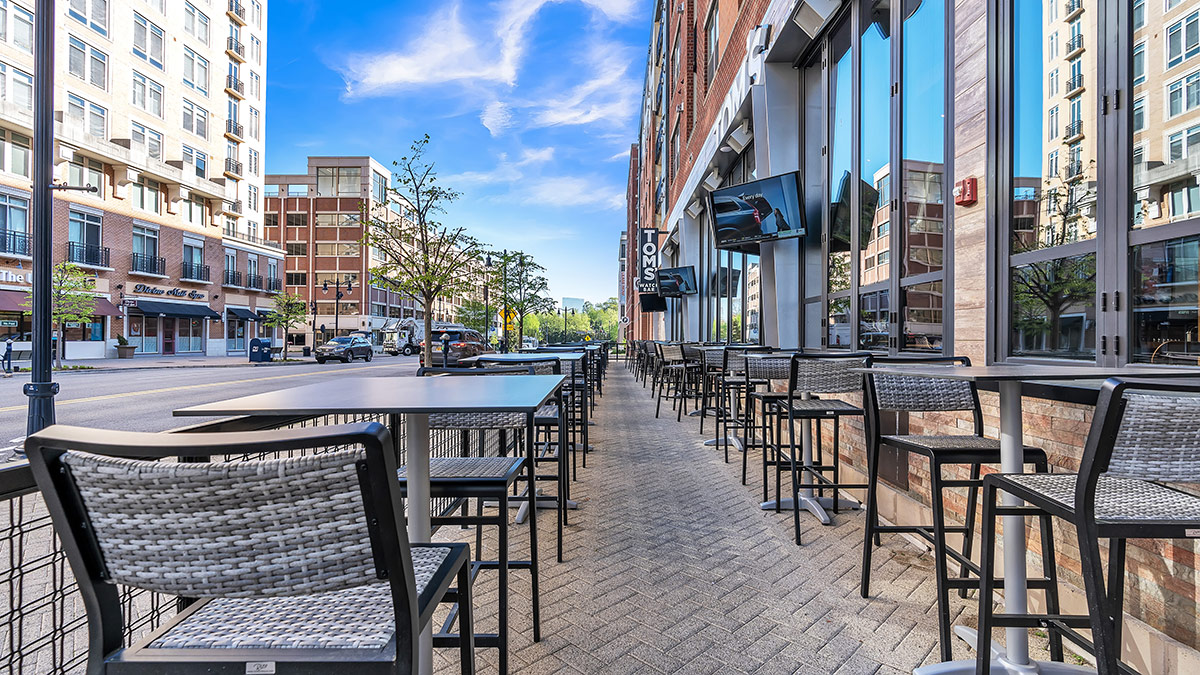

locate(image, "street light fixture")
[[322, 277, 353, 337]]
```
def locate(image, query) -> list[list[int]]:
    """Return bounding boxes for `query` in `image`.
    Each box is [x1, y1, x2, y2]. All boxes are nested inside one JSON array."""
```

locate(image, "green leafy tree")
[[360, 136, 486, 366], [23, 262, 95, 369], [490, 251, 555, 349], [263, 291, 308, 360], [455, 298, 491, 334]]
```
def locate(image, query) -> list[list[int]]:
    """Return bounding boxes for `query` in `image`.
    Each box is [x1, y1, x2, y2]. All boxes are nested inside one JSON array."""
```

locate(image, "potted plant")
[[115, 334, 136, 359]]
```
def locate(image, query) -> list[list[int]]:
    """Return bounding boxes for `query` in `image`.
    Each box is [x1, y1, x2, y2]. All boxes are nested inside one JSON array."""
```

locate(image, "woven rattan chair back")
[[682, 344, 704, 362], [702, 347, 724, 369], [423, 365, 540, 429], [1105, 388, 1200, 482], [790, 353, 870, 395], [867, 356, 977, 412], [660, 343, 684, 362], [724, 349, 752, 375], [747, 354, 791, 381]]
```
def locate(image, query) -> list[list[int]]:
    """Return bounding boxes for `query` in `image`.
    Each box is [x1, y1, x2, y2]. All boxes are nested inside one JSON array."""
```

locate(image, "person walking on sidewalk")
[[2, 338, 12, 377]]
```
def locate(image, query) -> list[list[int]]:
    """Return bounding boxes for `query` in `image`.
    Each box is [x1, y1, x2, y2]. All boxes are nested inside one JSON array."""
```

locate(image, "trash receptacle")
[[249, 338, 266, 363], [302, 346, 312, 357]]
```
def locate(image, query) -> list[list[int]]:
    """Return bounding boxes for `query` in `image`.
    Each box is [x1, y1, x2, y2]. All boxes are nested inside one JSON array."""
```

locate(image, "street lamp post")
[[500, 249, 508, 353], [322, 278, 353, 337], [309, 300, 318, 346], [484, 253, 492, 348]]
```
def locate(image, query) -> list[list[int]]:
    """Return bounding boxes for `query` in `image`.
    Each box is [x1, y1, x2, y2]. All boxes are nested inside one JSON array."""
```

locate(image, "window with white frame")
[[1047, 105, 1059, 140], [250, 35, 261, 64], [247, 184, 258, 212], [182, 145, 206, 178], [131, 176, 161, 213], [131, 71, 163, 117], [1168, 71, 1200, 117], [0, 63, 33, 110], [1048, 68, 1059, 96], [248, 148, 259, 176], [68, 0, 107, 36], [1, 130, 29, 177], [10, 4, 32, 52], [705, 3, 718, 86], [183, 47, 208, 94], [1134, 0, 1145, 30], [249, 71, 260, 99], [67, 153, 102, 192], [249, 107, 260, 139], [142, 0, 164, 11], [1048, 31, 1058, 60], [1167, 124, 1200, 161], [251, 0, 261, 26], [68, 36, 106, 89], [1047, 150, 1059, 178], [1134, 96, 1146, 131], [182, 99, 207, 138], [184, 2, 208, 44], [1167, 11, 1200, 69], [132, 13, 164, 69], [131, 121, 162, 160], [66, 93, 106, 139], [183, 195, 207, 228], [1134, 42, 1146, 85]]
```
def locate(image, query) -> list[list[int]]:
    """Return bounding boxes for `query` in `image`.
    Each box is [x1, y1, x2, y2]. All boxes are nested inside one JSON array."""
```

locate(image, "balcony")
[[224, 75, 245, 99], [1066, 74, 1085, 97], [0, 230, 29, 257], [226, 0, 247, 25], [1066, 160, 1085, 181], [226, 36, 246, 62], [222, 269, 242, 287], [129, 252, 166, 277], [1066, 34, 1085, 59], [66, 241, 110, 268], [1064, 0, 1084, 21], [1063, 119, 1084, 142], [181, 262, 211, 282], [224, 158, 244, 179], [267, 277, 283, 292], [225, 119, 244, 141], [226, 199, 243, 215], [246, 274, 264, 290]]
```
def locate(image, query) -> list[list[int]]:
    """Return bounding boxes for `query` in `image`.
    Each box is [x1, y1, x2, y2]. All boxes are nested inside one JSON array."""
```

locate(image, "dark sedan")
[[315, 335, 374, 363]]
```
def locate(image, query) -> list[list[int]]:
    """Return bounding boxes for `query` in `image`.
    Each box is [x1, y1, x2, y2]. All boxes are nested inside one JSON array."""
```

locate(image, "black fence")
[[0, 413, 496, 674]]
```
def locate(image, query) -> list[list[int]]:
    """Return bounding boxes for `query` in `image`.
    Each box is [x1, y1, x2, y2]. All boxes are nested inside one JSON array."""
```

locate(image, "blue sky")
[[265, 0, 651, 304]]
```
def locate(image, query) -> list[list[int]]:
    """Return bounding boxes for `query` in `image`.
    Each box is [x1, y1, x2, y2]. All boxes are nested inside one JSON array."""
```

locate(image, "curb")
[[6, 359, 319, 375]]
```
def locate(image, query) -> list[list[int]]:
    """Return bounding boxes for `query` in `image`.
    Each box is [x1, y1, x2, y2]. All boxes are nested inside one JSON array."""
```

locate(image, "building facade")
[[0, 0, 279, 359], [265, 156, 486, 347], [623, 0, 1200, 669]]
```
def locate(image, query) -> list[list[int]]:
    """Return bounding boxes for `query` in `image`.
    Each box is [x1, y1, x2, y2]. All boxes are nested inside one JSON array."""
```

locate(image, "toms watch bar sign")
[[636, 228, 660, 293]]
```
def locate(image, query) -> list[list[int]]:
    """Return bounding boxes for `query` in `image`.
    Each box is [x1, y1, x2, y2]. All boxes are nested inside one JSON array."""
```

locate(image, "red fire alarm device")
[[953, 177, 978, 206]]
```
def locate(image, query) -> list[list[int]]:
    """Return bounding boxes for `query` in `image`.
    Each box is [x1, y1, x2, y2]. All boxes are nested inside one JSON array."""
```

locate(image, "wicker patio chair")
[[860, 356, 1055, 663], [977, 379, 1200, 675], [25, 422, 474, 675]]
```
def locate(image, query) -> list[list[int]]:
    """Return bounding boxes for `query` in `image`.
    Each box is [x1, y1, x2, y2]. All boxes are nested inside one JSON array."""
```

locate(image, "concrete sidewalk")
[[6, 353, 318, 373]]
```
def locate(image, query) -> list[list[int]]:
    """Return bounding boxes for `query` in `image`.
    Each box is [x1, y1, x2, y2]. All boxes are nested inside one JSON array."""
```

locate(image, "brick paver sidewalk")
[[431, 366, 1041, 674]]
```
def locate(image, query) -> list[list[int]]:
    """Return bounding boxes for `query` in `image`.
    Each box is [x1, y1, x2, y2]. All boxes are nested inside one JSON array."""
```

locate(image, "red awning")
[[90, 297, 123, 317], [0, 289, 26, 312]]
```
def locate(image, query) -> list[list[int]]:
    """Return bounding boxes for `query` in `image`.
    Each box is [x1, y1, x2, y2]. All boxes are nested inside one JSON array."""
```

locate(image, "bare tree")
[[361, 136, 486, 365]]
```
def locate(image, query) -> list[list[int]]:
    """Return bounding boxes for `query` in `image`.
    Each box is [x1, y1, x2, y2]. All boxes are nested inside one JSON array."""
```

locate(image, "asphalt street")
[[0, 355, 420, 454]]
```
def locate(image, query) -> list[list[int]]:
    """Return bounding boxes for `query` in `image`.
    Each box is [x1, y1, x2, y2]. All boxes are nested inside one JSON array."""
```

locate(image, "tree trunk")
[[422, 300, 434, 367], [55, 325, 62, 370]]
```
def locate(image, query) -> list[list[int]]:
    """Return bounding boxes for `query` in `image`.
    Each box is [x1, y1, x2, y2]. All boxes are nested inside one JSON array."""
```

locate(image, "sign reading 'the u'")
[[636, 228, 660, 294]]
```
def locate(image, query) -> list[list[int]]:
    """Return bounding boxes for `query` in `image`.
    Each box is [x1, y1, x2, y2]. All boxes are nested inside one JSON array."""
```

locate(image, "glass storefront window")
[[859, 0, 891, 291], [902, 281, 944, 351], [129, 315, 159, 353], [827, 17, 853, 336], [1132, 236, 1200, 364], [227, 318, 246, 351], [1010, 253, 1096, 359], [858, 289, 889, 350], [62, 320, 104, 341], [0, 312, 30, 340]]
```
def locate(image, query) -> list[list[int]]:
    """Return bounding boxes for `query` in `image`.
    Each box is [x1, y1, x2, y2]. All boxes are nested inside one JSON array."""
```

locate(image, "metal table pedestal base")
[[759, 495, 861, 523], [913, 627, 1095, 675]]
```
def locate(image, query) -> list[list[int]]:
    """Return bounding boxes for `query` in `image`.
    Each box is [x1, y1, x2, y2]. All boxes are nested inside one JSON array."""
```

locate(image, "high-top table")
[[855, 364, 1200, 675], [175, 374, 566, 675]]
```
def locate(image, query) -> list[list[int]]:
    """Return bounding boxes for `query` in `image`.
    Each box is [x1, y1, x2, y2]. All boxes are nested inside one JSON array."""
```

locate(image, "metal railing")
[[223, 269, 242, 286], [224, 158, 243, 176], [1066, 160, 1085, 179], [227, 0, 245, 21], [225, 119, 243, 138], [0, 230, 29, 256], [130, 252, 165, 275], [225, 75, 244, 96], [1067, 34, 1084, 53], [1065, 0, 1083, 14], [267, 277, 283, 292], [0, 413, 489, 674], [1067, 73, 1084, 93], [1064, 119, 1084, 139], [66, 241, 109, 267], [226, 199, 243, 215], [181, 262, 210, 282], [246, 273, 264, 290], [226, 36, 245, 58]]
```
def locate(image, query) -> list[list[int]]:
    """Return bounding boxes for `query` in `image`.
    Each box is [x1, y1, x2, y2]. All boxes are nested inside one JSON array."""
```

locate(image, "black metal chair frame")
[[25, 422, 475, 675], [859, 355, 1056, 663], [976, 378, 1200, 675]]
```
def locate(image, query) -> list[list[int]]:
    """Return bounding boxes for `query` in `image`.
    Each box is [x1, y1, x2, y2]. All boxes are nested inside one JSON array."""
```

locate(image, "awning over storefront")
[[131, 300, 221, 320], [90, 297, 123, 317], [227, 307, 259, 321], [0, 289, 26, 312], [256, 309, 275, 321]]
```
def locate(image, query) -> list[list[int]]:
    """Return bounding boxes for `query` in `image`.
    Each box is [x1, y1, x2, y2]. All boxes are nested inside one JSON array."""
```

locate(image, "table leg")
[[761, 396, 859, 517], [403, 412, 433, 675]]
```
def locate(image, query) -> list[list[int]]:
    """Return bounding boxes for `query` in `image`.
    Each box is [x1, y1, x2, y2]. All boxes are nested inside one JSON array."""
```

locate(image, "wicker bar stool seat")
[[25, 422, 475, 675], [977, 380, 1200, 675]]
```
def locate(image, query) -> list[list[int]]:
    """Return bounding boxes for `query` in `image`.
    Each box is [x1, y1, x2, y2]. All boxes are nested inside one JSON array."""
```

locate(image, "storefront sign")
[[130, 283, 206, 301], [0, 319, 17, 327], [0, 268, 30, 286], [636, 228, 660, 293]]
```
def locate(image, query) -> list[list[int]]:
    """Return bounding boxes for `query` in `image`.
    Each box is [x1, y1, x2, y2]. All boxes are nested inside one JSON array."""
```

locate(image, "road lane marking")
[[0, 363, 400, 413]]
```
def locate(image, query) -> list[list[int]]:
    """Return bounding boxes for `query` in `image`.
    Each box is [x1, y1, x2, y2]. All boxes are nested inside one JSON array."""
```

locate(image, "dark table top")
[[174, 375, 567, 417], [465, 352, 586, 363], [854, 363, 1200, 382]]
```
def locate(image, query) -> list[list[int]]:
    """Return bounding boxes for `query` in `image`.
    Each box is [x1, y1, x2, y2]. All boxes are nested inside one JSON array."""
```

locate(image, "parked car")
[[315, 335, 374, 363], [522, 336, 539, 350], [713, 194, 762, 241], [418, 329, 492, 366]]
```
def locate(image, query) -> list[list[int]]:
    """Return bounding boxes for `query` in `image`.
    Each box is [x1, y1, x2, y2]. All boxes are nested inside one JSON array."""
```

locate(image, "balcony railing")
[[223, 269, 242, 286], [246, 274, 264, 290], [67, 241, 109, 267], [225, 75, 244, 97], [226, 199, 243, 215], [225, 119, 244, 139], [181, 262, 211, 282], [222, 226, 283, 250], [225, 158, 243, 177], [227, 0, 246, 23], [0, 229, 29, 256], [1064, 119, 1084, 139], [1066, 160, 1084, 179], [1066, 34, 1084, 54], [1064, 0, 1083, 17], [130, 252, 165, 276], [1066, 74, 1085, 94], [267, 277, 283, 292], [226, 36, 245, 59]]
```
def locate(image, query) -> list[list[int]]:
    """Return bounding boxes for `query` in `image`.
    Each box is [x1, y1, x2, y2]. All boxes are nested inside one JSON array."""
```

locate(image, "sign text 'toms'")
[[636, 228, 660, 293]]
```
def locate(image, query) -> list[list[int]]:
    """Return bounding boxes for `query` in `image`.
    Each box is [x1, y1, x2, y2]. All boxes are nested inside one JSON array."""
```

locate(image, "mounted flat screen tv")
[[657, 266, 698, 297], [639, 293, 668, 312], [710, 170, 804, 251]]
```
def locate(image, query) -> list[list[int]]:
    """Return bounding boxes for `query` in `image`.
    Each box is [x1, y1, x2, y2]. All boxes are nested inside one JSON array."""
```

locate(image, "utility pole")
[[26, 0, 58, 435]]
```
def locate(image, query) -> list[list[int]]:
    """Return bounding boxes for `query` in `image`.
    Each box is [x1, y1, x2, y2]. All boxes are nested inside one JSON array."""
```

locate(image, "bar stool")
[[976, 379, 1200, 675], [860, 356, 1053, 662]]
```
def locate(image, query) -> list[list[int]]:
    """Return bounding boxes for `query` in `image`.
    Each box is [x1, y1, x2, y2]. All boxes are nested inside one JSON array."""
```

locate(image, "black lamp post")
[[309, 300, 318, 345], [484, 254, 491, 348], [322, 277, 353, 337], [500, 249, 508, 353]]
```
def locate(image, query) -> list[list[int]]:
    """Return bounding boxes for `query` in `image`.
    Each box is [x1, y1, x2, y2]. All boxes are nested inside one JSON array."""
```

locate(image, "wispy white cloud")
[[521, 176, 624, 210], [606, 148, 631, 162], [444, 147, 556, 185], [528, 41, 639, 129], [480, 101, 514, 136]]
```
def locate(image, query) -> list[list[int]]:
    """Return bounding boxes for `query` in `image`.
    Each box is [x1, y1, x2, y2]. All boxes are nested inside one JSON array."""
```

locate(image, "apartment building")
[[264, 156, 487, 347], [623, 0, 1200, 669], [0, 0, 278, 359]]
